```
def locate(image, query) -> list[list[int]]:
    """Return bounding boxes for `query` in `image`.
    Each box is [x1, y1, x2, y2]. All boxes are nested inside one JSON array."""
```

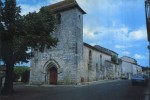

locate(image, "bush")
[[13, 66, 30, 83]]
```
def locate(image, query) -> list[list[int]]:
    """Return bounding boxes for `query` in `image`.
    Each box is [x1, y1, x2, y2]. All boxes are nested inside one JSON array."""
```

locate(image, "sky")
[[15, 0, 149, 67]]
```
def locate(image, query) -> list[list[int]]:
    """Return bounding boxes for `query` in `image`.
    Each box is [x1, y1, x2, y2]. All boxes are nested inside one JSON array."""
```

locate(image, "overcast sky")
[[16, 0, 149, 67]]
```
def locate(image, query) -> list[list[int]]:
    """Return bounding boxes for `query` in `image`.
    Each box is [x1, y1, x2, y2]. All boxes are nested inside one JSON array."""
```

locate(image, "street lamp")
[[145, 0, 150, 68]]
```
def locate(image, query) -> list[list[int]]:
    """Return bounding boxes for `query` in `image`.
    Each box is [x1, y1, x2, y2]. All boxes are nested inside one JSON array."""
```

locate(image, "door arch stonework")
[[43, 60, 60, 85]]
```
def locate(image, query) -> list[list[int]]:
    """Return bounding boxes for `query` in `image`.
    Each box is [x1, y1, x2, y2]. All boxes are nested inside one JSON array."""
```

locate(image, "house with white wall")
[[83, 43, 111, 81], [136, 65, 142, 74], [120, 56, 142, 79], [82, 43, 120, 81], [94, 45, 121, 79]]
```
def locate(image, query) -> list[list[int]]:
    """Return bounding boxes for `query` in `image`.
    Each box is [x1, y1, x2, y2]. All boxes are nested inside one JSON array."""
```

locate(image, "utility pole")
[[148, 43, 150, 68], [145, 0, 150, 68]]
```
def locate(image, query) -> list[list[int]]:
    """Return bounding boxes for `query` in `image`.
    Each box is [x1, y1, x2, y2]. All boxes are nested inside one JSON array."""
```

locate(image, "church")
[[29, 0, 120, 85]]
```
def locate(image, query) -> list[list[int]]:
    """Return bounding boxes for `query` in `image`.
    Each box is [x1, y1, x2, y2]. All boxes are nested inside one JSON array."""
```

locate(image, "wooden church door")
[[50, 67, 57, 85]]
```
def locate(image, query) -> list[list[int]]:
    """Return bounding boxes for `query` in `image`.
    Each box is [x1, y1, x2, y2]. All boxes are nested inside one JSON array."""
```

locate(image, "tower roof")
[[46, 0, 86, 14]]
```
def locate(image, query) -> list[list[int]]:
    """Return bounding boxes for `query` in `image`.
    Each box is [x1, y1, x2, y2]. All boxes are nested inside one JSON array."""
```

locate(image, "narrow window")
[[75, 43, 77, 54], [96, 63, 98, 72], [88, 50, 92, 69], [89, 50, 92, 62], [100, 55, 102, 71], [56, 13, 61, 24], [100, 55, 102, 66], [79, 15, 80, 19]]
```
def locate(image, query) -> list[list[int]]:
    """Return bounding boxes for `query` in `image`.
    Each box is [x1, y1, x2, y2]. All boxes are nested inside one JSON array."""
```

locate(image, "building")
[[120, 56, 142, 79], [82, 43, 120, 81], [136, 65, 142, 74], [30, 0, 86, 85], [29, 0, 120, 85], [94, 45, 121, 79], [142, 67, 150, 75]]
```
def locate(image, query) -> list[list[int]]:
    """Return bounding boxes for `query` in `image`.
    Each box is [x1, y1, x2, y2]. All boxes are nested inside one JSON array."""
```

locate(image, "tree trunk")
[[2, 63, 14, 94], [1, 34, 14, 94]]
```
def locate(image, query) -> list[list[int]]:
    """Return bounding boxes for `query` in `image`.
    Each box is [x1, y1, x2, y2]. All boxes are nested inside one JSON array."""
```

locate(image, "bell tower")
[[30, 0, 86, 85]]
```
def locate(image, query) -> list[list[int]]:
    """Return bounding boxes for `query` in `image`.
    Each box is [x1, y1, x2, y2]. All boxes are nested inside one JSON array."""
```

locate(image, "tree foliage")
[[13, 66, 30, 83], [111, 55, 118, 64], [14, 66, 29, 76], [0, 0, 4, 59], [0, 0, 58, 94], [13, 7, 58, 63]]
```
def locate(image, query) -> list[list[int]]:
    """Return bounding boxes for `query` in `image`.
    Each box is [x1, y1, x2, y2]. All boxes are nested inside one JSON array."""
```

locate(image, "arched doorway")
[[44, 60, 60, 85], [50, 67, 57, 85]]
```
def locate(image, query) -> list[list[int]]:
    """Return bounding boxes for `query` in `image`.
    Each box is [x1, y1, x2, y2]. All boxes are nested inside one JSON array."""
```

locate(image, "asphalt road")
[[1, 80, 150, 100]]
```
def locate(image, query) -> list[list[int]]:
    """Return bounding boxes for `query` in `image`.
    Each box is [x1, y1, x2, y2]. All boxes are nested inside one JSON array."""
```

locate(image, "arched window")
[[56, 13, 61, 24], [100, 55, 102, 65], [89, 50, 92, 62], [88, 50, 92, 69], [96, 63, 98, 72], [100, 55, 102, 71], [79, 15, 80, 19]]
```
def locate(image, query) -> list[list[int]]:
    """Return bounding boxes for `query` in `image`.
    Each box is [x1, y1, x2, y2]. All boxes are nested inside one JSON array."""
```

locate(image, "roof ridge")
[[46, 0, 86, 14], [51, 1, 77, 11], [83, 43, 112, 56], [94, 45, 118, 55]]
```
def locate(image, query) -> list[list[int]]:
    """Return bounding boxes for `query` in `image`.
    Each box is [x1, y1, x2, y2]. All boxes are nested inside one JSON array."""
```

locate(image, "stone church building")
[[29, 0, 119, 85]]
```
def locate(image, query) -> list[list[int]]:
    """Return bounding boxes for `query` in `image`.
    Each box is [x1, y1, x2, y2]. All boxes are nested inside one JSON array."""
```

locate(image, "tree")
[[111, 55, 118, 64], [1, 0, 16, 94], [0, 0, 58, 94], [13, 66, 30, 82], [0, 0, 3, 59]]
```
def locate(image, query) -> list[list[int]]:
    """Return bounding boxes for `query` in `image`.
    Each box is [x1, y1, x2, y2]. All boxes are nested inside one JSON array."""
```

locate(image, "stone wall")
[[83, 45, 111, 82], [105, 61, 120, 79], [30, 8, 84, 85]]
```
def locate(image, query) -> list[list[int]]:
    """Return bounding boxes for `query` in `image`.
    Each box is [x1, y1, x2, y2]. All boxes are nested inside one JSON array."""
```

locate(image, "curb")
[[25, 79, 121, 88]]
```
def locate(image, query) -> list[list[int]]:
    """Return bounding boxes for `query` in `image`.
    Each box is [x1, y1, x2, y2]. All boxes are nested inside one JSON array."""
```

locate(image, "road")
[[1, 80, 150, 100]]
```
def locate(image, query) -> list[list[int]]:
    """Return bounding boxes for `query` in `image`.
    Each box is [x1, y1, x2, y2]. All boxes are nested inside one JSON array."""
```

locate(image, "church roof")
[[94, 45, 118, 55], [46, 0, 86, 14], [83, 43, 112, 56]]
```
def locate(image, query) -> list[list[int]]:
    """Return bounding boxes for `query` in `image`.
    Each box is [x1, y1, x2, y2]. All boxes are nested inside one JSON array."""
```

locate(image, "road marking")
[[145, 91, 150, 100]]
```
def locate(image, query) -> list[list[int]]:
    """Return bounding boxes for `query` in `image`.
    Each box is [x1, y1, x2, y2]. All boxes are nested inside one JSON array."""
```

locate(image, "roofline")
[[74, 0, 86, 14], [120, 56, 137, 62], [83, 43, 111, 56], [94, 45, 118, 55], [121, 59, 138, 65], [110, 50, 118, 55], [47, 0, 86, 14]]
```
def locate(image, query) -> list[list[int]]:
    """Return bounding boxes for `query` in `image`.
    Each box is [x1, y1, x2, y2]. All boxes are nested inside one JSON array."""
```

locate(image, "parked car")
[[131, 74, 149, 86]]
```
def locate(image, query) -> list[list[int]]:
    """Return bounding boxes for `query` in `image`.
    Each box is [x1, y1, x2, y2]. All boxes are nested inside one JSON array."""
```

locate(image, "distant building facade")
[[83, 43, 112, 81], [142, 67, 150, 75], [120, 56, 142, 79]]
